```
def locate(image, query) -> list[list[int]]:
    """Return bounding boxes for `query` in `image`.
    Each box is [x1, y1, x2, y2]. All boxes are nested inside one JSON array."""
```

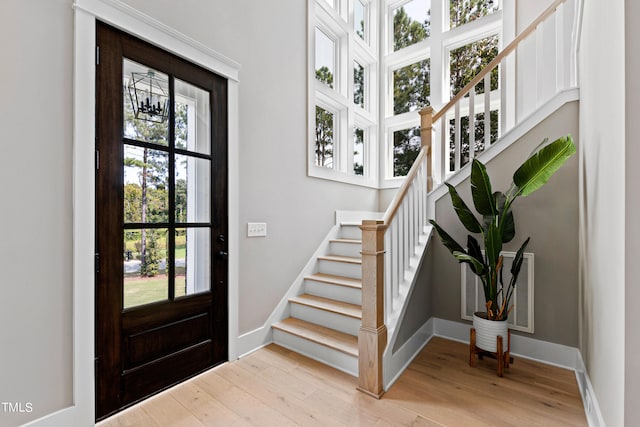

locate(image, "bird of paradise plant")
[[429, 135, 576, 321]]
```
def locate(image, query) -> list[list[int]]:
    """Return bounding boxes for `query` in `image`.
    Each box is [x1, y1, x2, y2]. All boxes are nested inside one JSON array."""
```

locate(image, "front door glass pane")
[[175, 228, 211, 297], [123, 59, 169, 145], [175, 79, 211, 155], [124, 145, 169, 224], [124, 228, 169, 309], [175, 155, 211, 223]]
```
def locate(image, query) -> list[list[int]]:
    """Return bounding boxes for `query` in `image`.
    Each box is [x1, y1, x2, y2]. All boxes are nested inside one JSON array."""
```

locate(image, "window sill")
[[308, 165, 379, 189]]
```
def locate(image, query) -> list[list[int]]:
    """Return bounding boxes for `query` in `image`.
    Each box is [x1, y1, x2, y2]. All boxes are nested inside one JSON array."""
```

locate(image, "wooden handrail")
[[432, 0, 568, 123], [382, 147, 427, 225]]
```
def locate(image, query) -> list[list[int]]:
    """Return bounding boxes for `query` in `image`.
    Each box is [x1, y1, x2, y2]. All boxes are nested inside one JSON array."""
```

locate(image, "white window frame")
[[309, 0, 380, 187], [308, 0, 514, 189], [381, 0, 511, 187]]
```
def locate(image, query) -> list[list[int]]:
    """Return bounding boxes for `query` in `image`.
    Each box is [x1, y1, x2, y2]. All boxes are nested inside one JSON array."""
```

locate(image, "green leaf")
[[453, 251, 485, 274], [513, 135, 576, 197], [471, 159, 497, 216], [511, 237, 531, 279], [494, 192, 515, 243], [466, 235, 486, 275], [485, 221, 502, 267], [429, 220, 465, 255], [501, 210, 515, 243], [446, 183, 482, 233]]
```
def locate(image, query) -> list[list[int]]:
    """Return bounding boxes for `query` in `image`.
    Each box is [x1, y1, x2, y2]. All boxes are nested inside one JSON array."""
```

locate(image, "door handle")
[[218, 251, 228, 260]]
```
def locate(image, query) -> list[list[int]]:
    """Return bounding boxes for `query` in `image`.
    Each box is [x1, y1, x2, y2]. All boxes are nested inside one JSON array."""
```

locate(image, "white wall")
[[0, 0, 379, 425], [625, 0, 640, 423], [0, 1, 74, 425], [579, 0, 626, 425], [116, 0, 379, 334]]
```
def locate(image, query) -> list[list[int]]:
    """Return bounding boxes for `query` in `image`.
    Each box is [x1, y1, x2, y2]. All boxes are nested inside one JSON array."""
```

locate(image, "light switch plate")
[[247, 222, 267, 237]]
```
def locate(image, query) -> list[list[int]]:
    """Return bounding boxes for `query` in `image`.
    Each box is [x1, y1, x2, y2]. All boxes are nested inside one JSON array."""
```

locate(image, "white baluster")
[[454, 101, 461, 171], [484, 74, 491, 147], [469, 87, 475, 160]]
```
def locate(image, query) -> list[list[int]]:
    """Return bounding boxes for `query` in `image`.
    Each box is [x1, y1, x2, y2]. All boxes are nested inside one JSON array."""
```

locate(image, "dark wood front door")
[[95, 22, 228, 420]]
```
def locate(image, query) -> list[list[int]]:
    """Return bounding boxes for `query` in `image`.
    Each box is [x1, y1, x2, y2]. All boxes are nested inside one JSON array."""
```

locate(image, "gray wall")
[[0, 1, 74, 425], [626, 0, 640, 423], [429, 102, 580, 346], [393, 243, 433, 352]]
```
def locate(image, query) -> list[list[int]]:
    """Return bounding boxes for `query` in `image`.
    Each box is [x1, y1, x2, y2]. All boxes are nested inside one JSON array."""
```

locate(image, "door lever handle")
[[218, 251, 228, 260]]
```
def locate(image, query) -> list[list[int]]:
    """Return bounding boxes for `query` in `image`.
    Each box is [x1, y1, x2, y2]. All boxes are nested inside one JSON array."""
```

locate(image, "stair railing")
[[358, 0, 573, 398], [431, 0, 574, 183], [357, 108, 432, 398]]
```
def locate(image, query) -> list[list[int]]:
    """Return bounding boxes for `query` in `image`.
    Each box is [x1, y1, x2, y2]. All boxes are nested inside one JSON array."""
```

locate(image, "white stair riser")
[[340, 225, 361, 240], [330, 241, 362, 258], [290, 303, 360, 336], [318, 260, 361, 279], [272, 329, 357, 376], [304, 280, 362, 305]]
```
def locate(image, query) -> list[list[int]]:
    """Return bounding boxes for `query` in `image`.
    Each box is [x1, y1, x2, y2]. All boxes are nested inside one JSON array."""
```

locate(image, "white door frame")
[[26, 1, 240, 424]]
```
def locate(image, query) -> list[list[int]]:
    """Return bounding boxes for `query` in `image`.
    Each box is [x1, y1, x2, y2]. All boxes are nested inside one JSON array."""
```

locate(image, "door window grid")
[[122, 58, 213, 309]]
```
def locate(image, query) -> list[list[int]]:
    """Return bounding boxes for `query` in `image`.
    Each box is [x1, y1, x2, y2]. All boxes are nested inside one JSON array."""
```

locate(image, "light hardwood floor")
[[98, 337, 587, 426]]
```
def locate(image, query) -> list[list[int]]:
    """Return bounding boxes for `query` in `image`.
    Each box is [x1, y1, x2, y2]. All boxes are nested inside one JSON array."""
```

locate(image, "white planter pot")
[[473, 312, 508, 352]]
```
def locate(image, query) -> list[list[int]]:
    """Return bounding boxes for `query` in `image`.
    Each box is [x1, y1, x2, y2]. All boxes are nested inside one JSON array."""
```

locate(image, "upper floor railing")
[[358, 0, 575, 398]]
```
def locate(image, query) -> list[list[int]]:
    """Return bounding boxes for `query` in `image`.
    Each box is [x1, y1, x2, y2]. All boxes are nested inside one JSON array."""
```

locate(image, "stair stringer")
[[382, 226, 433, 389], [236, 210, 381, 359], [428, 88, 579, 219], [382, 88, 580, 389]]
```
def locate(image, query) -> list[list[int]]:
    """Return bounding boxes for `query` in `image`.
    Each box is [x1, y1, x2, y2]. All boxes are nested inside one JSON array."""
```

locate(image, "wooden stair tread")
[[289, 294, 362, 319], [305, 273, 362, 289], [317, 254, 362, 264], [272, 318, 358, 357], [330, 238, 362, 245]]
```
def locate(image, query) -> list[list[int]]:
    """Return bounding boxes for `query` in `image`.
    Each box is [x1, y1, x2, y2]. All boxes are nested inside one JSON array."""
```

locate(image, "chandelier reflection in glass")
[[127, 70, 169, 123]]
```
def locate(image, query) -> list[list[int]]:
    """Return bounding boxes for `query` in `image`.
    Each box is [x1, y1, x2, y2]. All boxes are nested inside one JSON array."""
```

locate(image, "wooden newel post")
[[419, 106, 433, 192], [357, 220, 387, 398]]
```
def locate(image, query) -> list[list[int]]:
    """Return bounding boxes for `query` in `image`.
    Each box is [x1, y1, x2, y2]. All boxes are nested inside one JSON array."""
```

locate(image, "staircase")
[[268, 0, 578, 396], [272, 222, 364, 375]]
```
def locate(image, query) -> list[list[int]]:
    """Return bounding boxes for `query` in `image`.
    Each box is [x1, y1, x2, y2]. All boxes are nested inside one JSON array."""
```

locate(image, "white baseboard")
[[432, 318, 579, 369], [575, 351, 606, 427], [383, 317, 434, 389], [432, 317, 604, 426], [237, 326, 274, 359], [21, 406, 78, 427]]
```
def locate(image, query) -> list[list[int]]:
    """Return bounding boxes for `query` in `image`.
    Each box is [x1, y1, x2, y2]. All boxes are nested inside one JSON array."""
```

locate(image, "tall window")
[[309, 0, 506, 186], [310, 0, 379, 187]]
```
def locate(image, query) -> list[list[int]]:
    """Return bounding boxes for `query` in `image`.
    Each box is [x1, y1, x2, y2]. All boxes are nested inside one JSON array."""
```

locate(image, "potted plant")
[[429, 135, 576, 352]]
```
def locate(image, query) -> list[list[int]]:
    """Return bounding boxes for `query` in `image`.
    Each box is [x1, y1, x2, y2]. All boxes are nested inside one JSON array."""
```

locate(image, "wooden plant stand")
[[469, 328, 513, 377]]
